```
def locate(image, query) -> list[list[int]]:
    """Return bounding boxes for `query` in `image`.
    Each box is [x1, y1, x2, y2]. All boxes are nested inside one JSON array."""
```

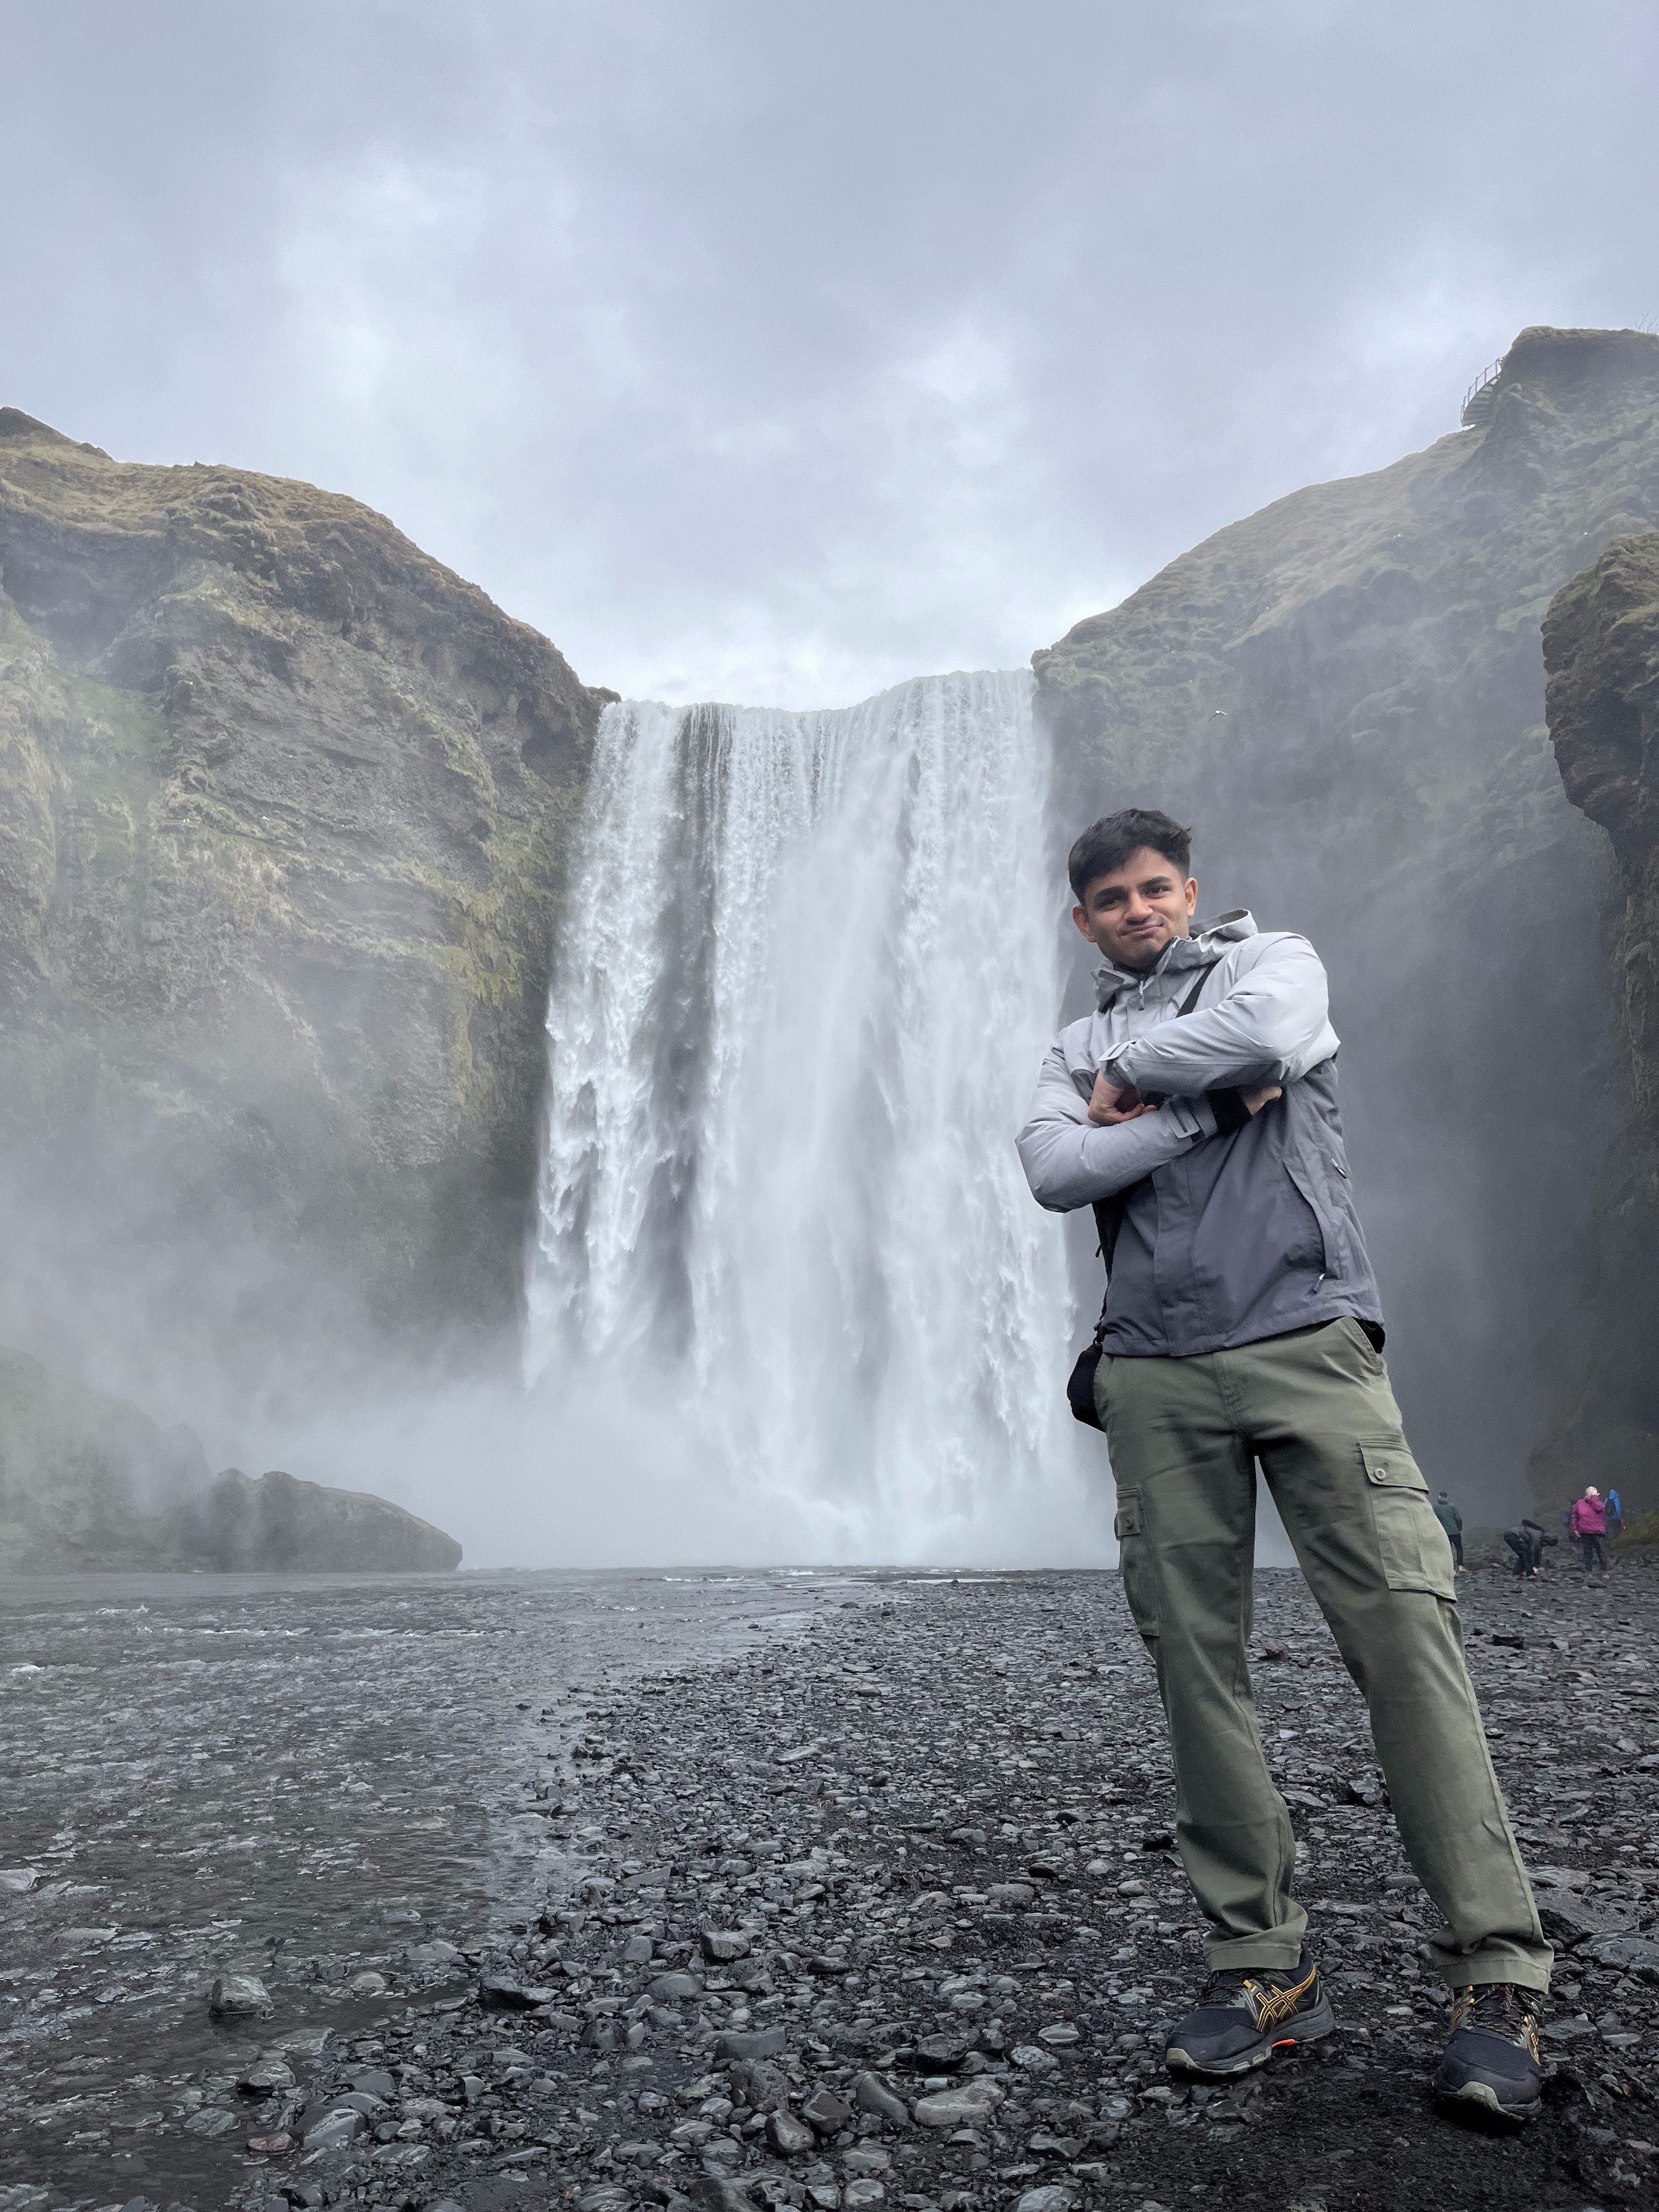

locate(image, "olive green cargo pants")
[[1096, 1317, 1550, 1992]]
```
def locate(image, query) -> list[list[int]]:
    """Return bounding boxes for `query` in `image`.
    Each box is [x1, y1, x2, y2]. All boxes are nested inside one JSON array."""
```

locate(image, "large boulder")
[[1035, 325, 1659, 1517], [161, 1464, 462, 1572], [0, 1342, 461, 1571], [0, 407, 607, 1383]]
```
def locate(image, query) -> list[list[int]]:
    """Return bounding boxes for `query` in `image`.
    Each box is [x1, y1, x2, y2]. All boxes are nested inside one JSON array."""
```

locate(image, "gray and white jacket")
[[1016, 912, 1384, 1357]]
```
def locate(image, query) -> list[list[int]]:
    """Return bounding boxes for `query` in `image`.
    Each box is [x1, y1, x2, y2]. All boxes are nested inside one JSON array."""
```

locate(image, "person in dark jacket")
[[1503, 1518, 1556, 1577], [1606, 1487, 1624, 1541], [1434, 1490, 1465, 1573], [1017, 809, 1549, 2122]]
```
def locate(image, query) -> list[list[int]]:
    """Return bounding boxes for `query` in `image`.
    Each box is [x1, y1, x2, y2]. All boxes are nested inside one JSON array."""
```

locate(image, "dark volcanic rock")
[[0, 1340, 461, 1568], [1035, 325, 1659, 1513], [161, 1464, 461, 1572], [1535, 527, 1659, 1514], [0, 405, 608, 1369]]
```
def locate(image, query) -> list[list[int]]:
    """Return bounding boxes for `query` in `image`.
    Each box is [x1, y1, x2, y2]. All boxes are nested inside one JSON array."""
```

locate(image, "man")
[[1605, 1486, 1624, 1542], [1017, 809, 1550, 2120], [1571, 1487, 1607, 1578], [1519, 1516, 1555, 1577], [1433, 1489, 1465, 1573]]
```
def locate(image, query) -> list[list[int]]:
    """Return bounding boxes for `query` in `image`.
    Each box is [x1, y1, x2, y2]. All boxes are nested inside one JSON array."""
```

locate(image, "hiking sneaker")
[[1165, 1956, 1334, 2076], [1432, 1983, 1544, 2120]]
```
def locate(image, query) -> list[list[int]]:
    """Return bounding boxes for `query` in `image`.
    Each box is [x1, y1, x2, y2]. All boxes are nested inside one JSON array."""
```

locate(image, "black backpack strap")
[[1176, 958, 1220, 1017], [1088, 957, 1222, 1311], [1074, 956, 1224, 1419]]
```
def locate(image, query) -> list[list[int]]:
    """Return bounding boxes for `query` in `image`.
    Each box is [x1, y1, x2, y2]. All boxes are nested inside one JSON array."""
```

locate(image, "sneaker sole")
[[1166, 1991, 1335, 2078], [1432, 2075, 1542, 2123]]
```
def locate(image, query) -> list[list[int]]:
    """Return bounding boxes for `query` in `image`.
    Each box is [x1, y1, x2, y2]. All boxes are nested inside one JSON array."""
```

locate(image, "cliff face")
[[1035, 327, 1659, 1515], [0, 408, 606, 1383], [1533, 532, 1659, 1511]]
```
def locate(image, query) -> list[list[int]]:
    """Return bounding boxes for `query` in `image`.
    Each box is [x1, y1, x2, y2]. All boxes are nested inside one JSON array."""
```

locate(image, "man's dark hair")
[[1067, 808, 1193, 902]]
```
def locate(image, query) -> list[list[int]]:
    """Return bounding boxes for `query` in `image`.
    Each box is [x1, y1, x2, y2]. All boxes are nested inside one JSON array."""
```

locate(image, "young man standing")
[[1017, 809, 1550, 2120]]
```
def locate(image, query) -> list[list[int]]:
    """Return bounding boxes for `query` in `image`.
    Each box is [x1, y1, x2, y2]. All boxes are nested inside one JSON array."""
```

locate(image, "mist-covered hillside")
[[1535, 527, 1659, 1509]]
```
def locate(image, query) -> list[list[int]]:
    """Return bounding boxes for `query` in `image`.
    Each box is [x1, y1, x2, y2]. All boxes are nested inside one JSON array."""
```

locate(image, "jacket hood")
[[1094, 909, 1257, 1011]]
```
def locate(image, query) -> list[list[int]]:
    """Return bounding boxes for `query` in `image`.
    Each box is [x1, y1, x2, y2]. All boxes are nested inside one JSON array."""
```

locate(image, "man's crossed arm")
[[1016, 933, 1339, 1214]]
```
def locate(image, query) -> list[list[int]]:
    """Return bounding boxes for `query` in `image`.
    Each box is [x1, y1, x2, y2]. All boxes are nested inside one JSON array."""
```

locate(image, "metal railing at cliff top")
[[1460, 358, 1503, 428]]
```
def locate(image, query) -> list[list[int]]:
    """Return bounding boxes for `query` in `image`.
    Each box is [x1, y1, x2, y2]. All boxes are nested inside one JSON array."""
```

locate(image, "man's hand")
[[1088, 1071, 1158, 1126], [1242, 1084, 1283, 1116]]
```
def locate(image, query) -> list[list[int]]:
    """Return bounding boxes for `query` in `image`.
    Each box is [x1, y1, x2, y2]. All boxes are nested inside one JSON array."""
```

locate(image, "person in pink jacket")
[[1570, 1488, 1607, 1579]]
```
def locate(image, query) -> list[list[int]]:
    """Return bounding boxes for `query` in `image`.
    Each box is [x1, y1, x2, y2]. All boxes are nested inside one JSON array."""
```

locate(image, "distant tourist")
[[1434, 1489, 1466, 1573], [1605, 1486, 1624, 1541], [1571, 1487, 1609, 1578], [1017, 807, 1548, 2123]]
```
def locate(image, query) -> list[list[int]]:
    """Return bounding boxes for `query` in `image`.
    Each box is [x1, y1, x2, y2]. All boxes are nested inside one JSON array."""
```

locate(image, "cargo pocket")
[[1359, 1443, 1456, 1600], [1113, 1491, 1160, 1640]]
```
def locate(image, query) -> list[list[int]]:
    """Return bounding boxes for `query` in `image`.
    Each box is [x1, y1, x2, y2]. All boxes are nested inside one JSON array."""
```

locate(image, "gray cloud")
[[4, 0, 1657, 703]]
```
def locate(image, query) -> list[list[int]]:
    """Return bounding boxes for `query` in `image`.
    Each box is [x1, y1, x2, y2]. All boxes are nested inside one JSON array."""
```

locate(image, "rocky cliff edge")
[[0, 409, 609, 1377], [1532, 531, 1659, 1510]]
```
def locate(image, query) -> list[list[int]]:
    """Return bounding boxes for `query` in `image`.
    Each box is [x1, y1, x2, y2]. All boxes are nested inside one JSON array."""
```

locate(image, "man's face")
[[1072, 846, 1198, 972]]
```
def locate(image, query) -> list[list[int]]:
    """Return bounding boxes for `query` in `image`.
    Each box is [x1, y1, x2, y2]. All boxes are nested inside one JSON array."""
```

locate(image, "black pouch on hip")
[[1067, 1340, 1105, 1430]]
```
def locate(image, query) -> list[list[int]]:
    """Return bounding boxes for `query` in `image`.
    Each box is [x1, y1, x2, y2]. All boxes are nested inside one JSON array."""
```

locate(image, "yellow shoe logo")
[[1247, 1963, 1317, 2028]]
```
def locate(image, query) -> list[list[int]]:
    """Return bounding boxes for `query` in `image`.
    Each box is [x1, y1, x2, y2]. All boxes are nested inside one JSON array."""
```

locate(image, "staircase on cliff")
[[1460, 357, 1504, 427]]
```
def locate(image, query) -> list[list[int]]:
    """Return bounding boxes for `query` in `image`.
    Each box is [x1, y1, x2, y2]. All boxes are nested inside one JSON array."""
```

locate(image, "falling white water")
[[524, 670, 1082, 1558]]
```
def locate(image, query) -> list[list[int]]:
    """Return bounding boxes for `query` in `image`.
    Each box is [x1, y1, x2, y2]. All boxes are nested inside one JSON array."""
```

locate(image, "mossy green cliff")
[[0, 408, 609, 1361]]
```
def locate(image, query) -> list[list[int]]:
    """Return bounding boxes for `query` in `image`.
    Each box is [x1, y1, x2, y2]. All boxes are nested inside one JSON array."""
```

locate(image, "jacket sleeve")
[[1105, 934, 1340, 1099], [1017, 1042, 1219, 1212]]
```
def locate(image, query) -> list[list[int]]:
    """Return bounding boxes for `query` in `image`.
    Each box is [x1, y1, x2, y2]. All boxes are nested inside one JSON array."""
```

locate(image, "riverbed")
[[0, 1565, 833, 2207], [4, 1560, 1657, 2212]]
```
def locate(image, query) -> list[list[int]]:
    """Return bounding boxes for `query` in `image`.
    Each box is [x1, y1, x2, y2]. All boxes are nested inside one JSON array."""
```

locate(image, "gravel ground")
[[0, 1567, 822, 2210], [5, 1556, 1659, 2212]]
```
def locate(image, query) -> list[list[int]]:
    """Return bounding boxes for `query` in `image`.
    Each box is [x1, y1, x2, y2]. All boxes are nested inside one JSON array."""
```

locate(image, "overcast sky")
[[4, 1, 1656, 706]]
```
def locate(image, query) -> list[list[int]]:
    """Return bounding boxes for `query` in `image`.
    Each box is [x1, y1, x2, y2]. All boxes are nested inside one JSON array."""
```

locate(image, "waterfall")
[[523, 669, 1082, 1558]]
